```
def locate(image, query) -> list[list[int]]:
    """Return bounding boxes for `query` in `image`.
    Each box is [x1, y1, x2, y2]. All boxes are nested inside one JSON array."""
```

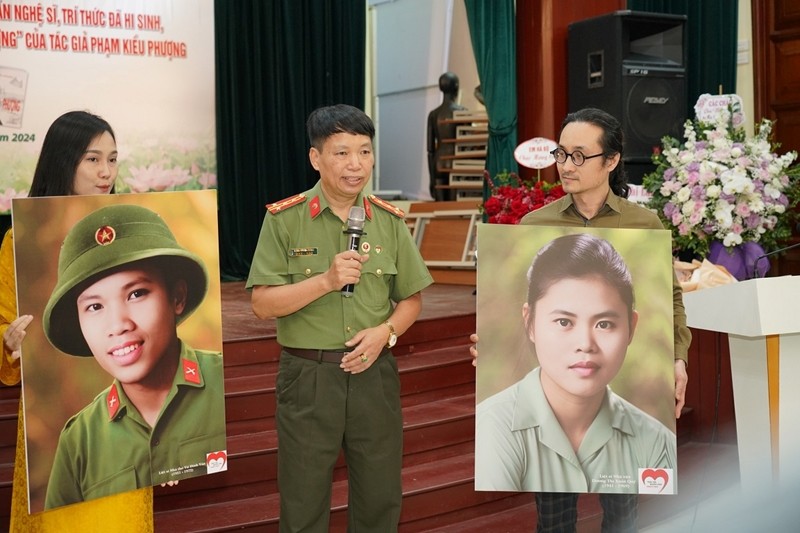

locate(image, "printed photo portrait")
[[11, 189, 226, 512], [474, 224, 676, 495]]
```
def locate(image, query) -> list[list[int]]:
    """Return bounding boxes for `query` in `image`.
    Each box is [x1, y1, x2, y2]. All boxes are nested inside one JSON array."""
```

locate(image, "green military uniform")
[[41, 203, 228, 509], [246, 181, 433, 532], [45, 343, 226, 509]]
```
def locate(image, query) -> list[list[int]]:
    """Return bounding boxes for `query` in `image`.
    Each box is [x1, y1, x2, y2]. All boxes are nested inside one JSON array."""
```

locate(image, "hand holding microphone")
[[341, 206, 366, 297]]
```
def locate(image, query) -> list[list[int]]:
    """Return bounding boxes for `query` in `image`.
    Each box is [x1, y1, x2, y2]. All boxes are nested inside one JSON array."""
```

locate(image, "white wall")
[[367, 0, 480, 200]]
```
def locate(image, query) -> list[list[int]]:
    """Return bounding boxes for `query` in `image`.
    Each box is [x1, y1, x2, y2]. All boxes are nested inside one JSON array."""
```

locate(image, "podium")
[[683, 277, 800, 493]]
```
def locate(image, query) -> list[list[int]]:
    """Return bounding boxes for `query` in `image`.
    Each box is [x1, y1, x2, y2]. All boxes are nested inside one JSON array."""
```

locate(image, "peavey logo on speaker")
[[643, 96, 670, 105]]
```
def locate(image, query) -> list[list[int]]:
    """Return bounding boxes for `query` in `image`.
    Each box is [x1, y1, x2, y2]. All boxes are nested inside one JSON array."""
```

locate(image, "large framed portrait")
[[12, 189, 226, 512], [475, 224, 676, 495]]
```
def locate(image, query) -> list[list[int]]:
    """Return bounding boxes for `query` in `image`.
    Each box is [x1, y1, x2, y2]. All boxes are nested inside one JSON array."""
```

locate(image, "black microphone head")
[[346, 206, 366, 232]]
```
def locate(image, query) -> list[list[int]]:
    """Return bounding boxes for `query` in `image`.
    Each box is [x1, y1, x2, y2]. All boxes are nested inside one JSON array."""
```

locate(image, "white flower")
[[706, 184, 721, 198], [723, 232, 743, 247]]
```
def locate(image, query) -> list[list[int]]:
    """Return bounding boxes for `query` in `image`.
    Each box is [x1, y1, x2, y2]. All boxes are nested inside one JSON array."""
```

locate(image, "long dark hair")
[[28, 111, 116, 197], [524, 233, 634, 331], [561, 108, 630, 198]]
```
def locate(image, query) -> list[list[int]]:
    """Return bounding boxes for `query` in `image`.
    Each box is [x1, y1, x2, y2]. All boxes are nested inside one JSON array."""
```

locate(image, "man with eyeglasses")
[[471, 107, 691, 532]]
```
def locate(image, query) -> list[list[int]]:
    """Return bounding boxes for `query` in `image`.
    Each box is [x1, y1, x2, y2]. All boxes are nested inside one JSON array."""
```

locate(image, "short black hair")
[[306, 104, 375, 150]]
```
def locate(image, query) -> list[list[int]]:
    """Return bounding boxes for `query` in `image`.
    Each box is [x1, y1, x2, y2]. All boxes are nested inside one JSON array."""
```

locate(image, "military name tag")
[[289, 247, 318, 257]]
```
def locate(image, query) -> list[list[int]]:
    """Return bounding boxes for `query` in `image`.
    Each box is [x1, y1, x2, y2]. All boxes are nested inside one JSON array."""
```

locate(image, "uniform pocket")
[[359, 254, 397, 308], [84, 465, 138, 500]]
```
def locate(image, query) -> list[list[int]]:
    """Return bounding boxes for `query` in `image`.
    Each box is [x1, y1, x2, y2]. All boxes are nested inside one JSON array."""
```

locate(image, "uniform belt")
[[283, 347, 349, 364], [283, 347, 391, 364]]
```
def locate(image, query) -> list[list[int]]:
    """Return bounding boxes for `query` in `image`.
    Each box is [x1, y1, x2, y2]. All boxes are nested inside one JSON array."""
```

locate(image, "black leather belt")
[[283, 347, 391, 364], [283, 347, 349, 364]]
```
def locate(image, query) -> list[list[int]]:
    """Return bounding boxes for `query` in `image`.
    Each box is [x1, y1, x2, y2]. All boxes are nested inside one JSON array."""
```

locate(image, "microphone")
[[341, 206, 366, 297], [752, 240, 800, 278]]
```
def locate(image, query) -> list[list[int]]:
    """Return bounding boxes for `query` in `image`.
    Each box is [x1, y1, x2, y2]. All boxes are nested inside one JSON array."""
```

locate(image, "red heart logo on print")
[[207, 451, 228, 473], [641, 468, 669, 493]]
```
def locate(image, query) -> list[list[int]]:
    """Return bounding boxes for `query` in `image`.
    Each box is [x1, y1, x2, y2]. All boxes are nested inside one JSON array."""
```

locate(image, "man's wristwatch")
[[385, 320, 397, 348]]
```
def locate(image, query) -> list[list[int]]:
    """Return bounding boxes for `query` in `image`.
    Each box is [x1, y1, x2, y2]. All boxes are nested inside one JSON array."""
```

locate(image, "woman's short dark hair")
[[306, 104, 375, 150], [28, 111, 116, 197], [561, 108, 630, 198], [525, 233, 634, 330]]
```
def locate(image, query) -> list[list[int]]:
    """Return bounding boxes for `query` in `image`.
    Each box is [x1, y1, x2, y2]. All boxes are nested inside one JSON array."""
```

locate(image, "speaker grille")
[[624, 75, 684, 160]]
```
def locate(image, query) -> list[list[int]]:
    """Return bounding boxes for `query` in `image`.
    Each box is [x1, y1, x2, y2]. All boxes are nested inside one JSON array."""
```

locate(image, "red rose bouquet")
[[482, 170, 565, 224]]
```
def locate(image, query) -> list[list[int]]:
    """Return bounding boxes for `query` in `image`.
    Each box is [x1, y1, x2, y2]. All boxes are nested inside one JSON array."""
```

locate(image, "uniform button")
[[304, 268, 311, 276], [376, 268, 382, 275], [153, 439, 160, 446], [346, 326, 352, 332]]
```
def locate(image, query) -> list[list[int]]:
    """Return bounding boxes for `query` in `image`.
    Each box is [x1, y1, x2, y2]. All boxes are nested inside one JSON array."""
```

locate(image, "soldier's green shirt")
[[246, 181, 434, 349], [44, 342, 227, 509]]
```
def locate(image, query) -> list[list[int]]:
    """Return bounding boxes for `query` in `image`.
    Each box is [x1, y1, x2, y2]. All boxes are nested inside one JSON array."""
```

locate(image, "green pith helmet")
[[43, 204, 208, 357]]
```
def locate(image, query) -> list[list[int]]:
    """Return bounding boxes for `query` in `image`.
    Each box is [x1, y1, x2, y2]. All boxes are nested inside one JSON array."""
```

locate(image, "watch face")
[[388, 333, 398, 348]]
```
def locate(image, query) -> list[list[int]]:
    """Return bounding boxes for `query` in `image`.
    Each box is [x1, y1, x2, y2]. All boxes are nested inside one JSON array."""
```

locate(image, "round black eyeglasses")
[[550, 148, 605, 166]]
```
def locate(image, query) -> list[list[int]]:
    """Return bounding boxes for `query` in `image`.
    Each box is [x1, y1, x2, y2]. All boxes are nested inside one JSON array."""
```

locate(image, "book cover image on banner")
[[0, 0, 216, 213], [474, 224, 676, 495], [11, 189, 226, 512]]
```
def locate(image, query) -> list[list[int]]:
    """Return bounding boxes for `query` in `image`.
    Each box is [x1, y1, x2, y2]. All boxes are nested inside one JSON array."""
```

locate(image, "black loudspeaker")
[[568, 11, 687, 183]]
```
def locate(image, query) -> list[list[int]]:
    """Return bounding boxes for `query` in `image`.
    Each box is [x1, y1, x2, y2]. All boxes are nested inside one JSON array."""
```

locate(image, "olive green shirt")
[[45, 343, 227, 509], [246, 181, 434, 349], [475, 368, 676, 493], [520, 192, 691, 364]]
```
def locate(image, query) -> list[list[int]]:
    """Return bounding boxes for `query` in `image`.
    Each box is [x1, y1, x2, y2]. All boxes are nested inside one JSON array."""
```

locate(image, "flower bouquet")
[[643, 98, 800, 278], [481, 170, 565, 224]]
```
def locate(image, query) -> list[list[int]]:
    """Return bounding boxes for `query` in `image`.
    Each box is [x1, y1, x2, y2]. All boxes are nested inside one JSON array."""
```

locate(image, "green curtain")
[[214, 0, 365, 280], [627, 0, 738, 119], [463, 0, 518, 180]]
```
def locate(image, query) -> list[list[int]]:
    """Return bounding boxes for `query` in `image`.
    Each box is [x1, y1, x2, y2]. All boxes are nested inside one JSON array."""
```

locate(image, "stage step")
[[152, 306, 487, 531]]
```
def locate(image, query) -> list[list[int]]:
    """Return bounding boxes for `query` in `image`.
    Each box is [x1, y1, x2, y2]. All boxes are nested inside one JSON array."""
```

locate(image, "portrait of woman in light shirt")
[[475, 232, 676, 493]]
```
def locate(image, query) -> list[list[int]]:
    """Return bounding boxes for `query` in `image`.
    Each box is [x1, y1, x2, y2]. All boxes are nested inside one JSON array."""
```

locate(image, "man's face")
[[524, 275, 637, 402], [77, 264, 186, 387], [72, 131, 118, 196], [309, 132, 374, 204], [555, 121, 619, 199]]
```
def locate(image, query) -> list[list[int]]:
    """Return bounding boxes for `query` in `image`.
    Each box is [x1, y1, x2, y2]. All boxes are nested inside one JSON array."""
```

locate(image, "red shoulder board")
[[368, 195, 405, 218], [267, 193, 307, 215]]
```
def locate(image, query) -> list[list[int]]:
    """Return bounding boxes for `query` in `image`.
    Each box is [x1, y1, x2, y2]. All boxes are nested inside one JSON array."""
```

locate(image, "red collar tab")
[[363, 197, 373, 220], [107, 384, 121, 420], [309, 195, 322, 218], [183, 358, 201, 384]]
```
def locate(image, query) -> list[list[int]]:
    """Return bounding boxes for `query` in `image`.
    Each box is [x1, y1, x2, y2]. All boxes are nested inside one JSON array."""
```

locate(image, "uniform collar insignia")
[[107, 383, 121, 420], [309, 195, 322, 218], [183, 358, 201, 384], [363, 197, 373, 221]]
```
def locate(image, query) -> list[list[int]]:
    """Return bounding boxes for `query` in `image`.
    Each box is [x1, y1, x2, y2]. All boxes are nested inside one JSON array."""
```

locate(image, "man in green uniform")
[[42, 203, 227, 509], [247, 104, 433, 532]]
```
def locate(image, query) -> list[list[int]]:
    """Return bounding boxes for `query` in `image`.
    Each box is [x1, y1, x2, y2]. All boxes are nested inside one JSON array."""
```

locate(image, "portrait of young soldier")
[[12, 191, 225, 512]]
